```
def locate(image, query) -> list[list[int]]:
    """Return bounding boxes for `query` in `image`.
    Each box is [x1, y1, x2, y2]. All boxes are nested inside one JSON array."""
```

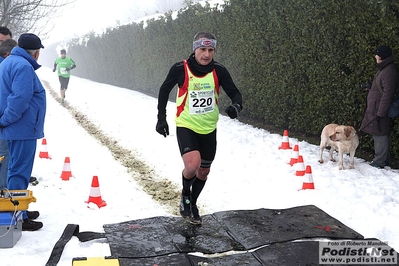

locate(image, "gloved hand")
[[65, 67, 71, 71], [225, 103, 242, 119], [52, 69, 56, 72], [156, 114, 169, 137]]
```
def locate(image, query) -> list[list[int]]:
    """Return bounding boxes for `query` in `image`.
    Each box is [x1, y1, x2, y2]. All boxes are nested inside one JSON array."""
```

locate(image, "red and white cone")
[[39, 138, 52, 159], [86, 176, 107, 208], [278, 130, 292, 150], [299, 165, 315, 190], [60, 157, 72, 181], [289, 144, 299, 166], [295, 155, 306, 176]]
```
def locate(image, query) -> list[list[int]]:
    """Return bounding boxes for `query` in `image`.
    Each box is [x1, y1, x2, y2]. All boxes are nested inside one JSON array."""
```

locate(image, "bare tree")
[[0, 0, 74, 38]]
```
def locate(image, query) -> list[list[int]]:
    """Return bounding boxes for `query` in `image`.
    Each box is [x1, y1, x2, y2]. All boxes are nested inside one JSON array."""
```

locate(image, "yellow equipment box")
[[72, 256, 120, 266], [0, 190, 36, 211]]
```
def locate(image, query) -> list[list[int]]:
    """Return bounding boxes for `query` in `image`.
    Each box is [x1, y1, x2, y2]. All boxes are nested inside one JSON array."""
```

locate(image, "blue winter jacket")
[[0, 46, 46, 140]]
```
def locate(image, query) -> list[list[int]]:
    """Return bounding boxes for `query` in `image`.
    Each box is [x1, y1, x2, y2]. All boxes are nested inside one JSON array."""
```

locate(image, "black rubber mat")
[[119, 252, 262, 266], [188, 252, 262, 265], [118, 253, 191, 266], [119, 240, 398, 266], [104, 215, 243, 258], [119, 252, 266, 266], [116, 239, 399, 266], [103, 205, 364, 259], [254, 241, 321, 266], [212, 205, 364, 250]]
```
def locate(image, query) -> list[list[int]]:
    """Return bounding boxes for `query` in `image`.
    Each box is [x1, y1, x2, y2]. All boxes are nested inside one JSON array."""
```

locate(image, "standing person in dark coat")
[[360, 45, 398, 168]]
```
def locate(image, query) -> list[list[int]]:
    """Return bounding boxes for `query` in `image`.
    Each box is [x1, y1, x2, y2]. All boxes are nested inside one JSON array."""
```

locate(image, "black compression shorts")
[[176, 127, 217, 168]]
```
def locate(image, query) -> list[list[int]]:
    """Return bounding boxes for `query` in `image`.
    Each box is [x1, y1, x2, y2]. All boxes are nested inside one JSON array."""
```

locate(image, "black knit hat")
[[18, 33, 44, 50], [375, 45, 392, 60]]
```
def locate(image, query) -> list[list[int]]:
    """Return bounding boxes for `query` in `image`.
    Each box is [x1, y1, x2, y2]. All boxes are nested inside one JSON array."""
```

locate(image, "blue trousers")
[[0, 139, 9, 190], [7, 140, 37, 220]]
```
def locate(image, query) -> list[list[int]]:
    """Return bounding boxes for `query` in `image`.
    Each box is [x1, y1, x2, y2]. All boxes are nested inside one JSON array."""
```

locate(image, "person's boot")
[[22, 219, 43, 231], [190, 205, 202, 225]]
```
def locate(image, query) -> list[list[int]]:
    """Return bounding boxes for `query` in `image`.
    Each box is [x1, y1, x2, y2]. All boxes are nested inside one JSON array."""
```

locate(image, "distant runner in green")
[[53, 49, 76, 102]]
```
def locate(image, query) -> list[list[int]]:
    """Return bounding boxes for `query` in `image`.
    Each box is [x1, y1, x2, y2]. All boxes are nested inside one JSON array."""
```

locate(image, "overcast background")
[[43, 0, 202, 46]]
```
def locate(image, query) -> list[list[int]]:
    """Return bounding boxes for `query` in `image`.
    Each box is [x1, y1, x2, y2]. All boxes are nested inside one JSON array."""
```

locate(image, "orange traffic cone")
[[39, 138, 52, 159], [60, 157, 72, 181], [278, 130, 292, 150], [295, 155, 306, 176], [289, 144, 299, 166], [300, 165, 315, 190], [86, 176, 107, 208]]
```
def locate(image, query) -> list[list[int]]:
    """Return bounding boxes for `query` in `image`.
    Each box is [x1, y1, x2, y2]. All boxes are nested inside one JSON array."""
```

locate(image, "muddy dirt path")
[[42, 80, 181, 216]]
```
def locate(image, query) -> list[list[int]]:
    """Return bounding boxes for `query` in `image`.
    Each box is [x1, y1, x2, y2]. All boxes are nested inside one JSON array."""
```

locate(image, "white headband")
[[193, 38, 217, 51]]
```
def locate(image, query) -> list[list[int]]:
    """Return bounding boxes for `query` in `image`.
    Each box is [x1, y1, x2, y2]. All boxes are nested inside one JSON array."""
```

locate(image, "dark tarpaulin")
[[188, 252, 262, 266], [103, 215, 243, 258], [255, 241, 322, 266], [119, 240, 399, 266], [103, 205, 364, 261], [118, 253, 191, 266], [212, 205, 364, 250], [119, 252, 261, 266]]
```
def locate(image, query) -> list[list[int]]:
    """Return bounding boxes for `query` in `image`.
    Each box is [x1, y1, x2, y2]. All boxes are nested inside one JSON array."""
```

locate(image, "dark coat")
[[360, 56, 398, 135]]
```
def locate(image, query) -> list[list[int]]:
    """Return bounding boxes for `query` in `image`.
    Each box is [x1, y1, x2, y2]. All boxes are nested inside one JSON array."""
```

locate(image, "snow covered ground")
[[0, 67, 398, 265]]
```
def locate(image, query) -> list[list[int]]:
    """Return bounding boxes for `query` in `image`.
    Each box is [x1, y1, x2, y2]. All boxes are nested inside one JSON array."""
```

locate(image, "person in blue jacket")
[[0, 33, 46, 231], [0, 36, 38, 190]]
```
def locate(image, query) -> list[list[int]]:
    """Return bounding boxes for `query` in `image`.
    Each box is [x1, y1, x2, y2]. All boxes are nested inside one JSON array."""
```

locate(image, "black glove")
[[156, 115, 169, 137], [225, 103, 242, 119], [65, 67, 71, 71], [52, 69, 56, 72]]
